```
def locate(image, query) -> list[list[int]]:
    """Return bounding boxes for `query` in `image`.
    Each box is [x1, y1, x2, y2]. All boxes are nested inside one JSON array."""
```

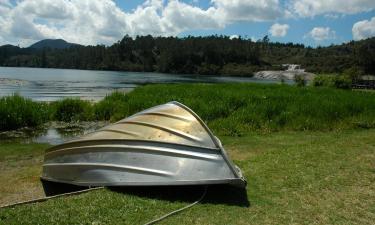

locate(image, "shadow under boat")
[[108, 185, 250, 207], [41, 179, 249, 207]]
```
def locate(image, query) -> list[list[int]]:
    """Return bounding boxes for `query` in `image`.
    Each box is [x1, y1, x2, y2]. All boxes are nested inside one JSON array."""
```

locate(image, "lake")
[[0, 67, 283, 102]]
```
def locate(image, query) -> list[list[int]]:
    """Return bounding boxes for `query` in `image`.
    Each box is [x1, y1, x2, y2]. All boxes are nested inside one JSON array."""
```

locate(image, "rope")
[[1, 185, 208, 225], [0, 187, 104, 209], [143, 186, 208, 225]]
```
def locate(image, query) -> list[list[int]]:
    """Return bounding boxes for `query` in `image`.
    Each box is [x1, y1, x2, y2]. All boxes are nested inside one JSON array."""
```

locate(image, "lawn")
[[0, 129, 374, 224]]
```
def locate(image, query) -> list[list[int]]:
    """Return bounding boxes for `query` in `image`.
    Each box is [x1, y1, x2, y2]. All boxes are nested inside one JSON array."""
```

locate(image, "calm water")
[[0, 121, 108, 144], [0, 67, 279, 102]]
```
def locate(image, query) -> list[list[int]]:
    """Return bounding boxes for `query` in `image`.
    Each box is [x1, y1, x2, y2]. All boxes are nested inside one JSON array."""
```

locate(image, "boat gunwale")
[[40, 176, 246, 187], [43, 162, 175, 177], [45, 138, 220, 153], [43, 142, 222, 161]]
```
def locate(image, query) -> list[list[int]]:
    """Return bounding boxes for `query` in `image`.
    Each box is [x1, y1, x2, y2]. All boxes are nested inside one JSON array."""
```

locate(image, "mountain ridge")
[[28, 39, 80, 49]]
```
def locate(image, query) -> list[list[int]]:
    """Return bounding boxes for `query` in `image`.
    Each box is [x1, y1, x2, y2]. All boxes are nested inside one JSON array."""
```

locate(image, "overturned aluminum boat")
[[41, 101, 246, 194]]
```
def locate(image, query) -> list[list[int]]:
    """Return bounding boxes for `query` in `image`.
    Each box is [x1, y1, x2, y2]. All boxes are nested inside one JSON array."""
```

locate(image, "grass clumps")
[[1, 83, 375, 134], [93, 83, 375, 135], [51, 98, 93, 122], [94, 91, 130, 121], [0, 94, 49, 131]]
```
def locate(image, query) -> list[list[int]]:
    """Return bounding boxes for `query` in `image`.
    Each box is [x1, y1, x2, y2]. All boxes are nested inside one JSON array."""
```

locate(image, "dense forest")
[[0, 35, 374, 76]]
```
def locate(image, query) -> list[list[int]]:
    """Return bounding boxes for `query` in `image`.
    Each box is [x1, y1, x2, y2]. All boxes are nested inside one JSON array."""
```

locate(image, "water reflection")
[[33, 128, 76, 145], [0, 122, 108, 145]]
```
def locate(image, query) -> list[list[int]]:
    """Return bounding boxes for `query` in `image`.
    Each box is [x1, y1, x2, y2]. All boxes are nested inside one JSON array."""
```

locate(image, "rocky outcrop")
[[254, 70, 315, 81]]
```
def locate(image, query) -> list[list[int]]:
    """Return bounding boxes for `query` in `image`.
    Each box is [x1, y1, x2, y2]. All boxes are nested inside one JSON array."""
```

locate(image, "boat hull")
[[41, 101, 246, 194], [41, 139, 245, 187]]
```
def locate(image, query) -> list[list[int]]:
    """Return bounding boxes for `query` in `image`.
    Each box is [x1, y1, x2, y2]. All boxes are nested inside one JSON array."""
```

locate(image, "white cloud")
[[290, 0, 375, 17], [352, 17, 375, 40], [269, 23, 289, 37], [0, 0, 130, 46], [3, 0, 374, 47], [18, 0, 75, 20], [307, 27, 336, 41], [161, 1, 224, 33], [212, 0, 284, 22], [0, 0, 287, 46]]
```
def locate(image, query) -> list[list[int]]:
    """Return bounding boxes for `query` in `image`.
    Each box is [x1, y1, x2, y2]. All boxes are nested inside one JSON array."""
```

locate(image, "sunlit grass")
[[0, 130, 374, 224], [1, 83, 374, 133], [0, 94, 49, 131], [96, 83, 375, 135]]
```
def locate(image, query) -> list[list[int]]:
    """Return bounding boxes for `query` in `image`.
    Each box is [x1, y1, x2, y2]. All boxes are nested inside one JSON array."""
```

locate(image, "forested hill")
[[0, 35, 374, 76], [29, 39, 80, 49]]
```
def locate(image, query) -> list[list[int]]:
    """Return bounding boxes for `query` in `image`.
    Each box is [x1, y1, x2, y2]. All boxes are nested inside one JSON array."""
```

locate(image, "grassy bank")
[[1, 83, 374, 224], [1, 83, 375, 135], [0, 129, 374, 224]]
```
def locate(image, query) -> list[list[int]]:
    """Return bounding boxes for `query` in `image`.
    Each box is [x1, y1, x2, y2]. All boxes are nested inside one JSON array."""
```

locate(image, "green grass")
[[51, 98, 93, 122], [96, 83, 375, 135], [0, 94, 50, 131], [1, 83, 375, 133], [0, 130, 374, 224], [312, 74, 352, 89], [1, 83, 374, 224]]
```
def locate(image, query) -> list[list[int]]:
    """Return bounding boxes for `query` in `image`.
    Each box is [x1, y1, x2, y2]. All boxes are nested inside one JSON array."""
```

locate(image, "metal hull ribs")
[[41, 101, 246, 189]]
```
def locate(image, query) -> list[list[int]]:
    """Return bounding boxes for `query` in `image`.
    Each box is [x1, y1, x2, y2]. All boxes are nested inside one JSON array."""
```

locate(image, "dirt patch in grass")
[[0, 143, 49, 206]]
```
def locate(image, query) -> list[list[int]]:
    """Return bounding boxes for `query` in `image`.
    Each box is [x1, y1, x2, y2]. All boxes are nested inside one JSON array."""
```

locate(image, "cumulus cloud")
[[212, 0, 284, 22], [269, 23, 289, 37], [307, 27, 336, 41], [160, 0, 224, 33], [0, 0, 130, 46], [0, 0, 287, 46], [352, 17, 375, 40], [290, 0, 375, 17]]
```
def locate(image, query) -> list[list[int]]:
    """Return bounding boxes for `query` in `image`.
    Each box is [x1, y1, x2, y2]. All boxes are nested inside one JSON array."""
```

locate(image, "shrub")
[[312, 74, 336, 87], [342, 66, 364, 81], [294, 74, 306, 87], [313, 74, 352, 89], [334, 75, 352, 89]]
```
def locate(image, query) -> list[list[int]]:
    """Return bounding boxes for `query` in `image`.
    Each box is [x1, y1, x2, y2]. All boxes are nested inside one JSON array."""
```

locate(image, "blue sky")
[[114, 0, 375, 47], [0, 0, 375, 47]]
